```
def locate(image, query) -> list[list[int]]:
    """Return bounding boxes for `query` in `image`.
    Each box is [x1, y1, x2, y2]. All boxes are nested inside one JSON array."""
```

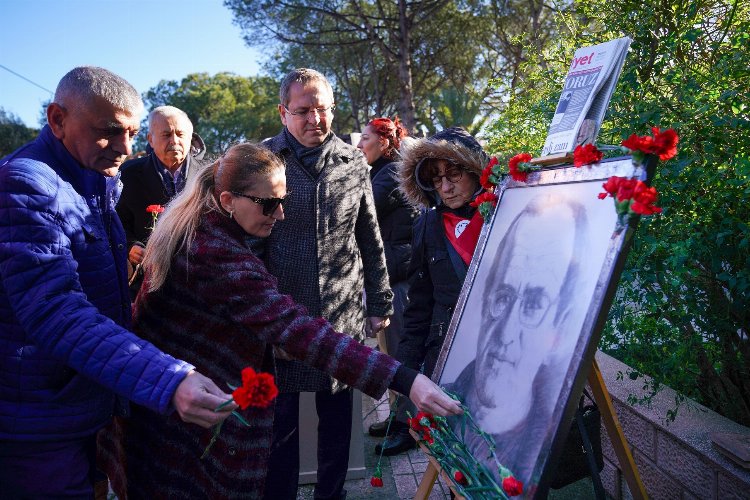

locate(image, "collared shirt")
[[151, 155, 188, 197]]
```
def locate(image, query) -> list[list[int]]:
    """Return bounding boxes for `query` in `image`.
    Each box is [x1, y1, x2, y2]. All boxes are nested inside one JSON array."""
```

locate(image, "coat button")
[[228, 447, 237, 456], [117, 243, 124, 249]]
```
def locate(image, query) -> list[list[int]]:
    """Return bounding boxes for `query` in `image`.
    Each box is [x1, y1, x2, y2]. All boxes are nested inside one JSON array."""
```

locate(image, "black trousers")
[[264, 388, 354, 500]]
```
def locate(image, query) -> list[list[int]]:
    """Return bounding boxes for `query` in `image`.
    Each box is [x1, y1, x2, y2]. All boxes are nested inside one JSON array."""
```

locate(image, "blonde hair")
[[142, 143, 285, 291]]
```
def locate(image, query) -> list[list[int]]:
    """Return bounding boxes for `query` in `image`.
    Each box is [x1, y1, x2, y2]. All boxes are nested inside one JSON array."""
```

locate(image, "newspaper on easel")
[[540, 37, 632, 157]]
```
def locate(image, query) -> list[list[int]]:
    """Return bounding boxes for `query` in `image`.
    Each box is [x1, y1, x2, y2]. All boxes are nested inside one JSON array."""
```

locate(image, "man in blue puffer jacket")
[[0, 66, 235, 497]]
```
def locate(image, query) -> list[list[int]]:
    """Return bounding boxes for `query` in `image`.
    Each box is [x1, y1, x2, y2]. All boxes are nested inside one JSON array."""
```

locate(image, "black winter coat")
[[370, 157, 419, 284], [397, 205, 474, 377], [395, 126, 487, 378], [116, 150, 202, 249]]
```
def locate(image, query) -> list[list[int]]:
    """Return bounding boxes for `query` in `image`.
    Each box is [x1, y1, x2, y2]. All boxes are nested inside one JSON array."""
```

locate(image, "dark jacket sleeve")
[[354, 157, 394, 317], [371, 163, 402, 220], [397, 213, 434, 370], [116, 182, 138, 248]]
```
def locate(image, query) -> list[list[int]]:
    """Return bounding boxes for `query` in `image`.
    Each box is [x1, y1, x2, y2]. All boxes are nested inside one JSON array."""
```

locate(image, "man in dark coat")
[[116, 105, 205, 297], [262, 68, 393, 500]]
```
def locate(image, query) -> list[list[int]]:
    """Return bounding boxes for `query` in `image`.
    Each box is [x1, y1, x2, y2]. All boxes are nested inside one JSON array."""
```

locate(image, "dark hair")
[[366, 117, 408, 159], [279, 68, 333, 107]]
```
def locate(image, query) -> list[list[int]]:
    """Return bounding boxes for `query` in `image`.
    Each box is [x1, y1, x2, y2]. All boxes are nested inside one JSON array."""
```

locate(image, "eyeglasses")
[[283, 104, 336, 119], [231, 191, 291, 216], [431, 167, 464, 188], [415, 158, 467, 191], [487, 284, 557, 328]]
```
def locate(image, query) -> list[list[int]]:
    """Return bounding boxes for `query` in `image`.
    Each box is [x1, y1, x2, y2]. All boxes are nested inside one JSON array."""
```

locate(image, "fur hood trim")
[[398, 127, 487, 209]]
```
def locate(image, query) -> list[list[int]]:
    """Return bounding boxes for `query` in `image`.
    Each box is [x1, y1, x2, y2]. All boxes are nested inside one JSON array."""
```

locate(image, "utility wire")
[[0, 64, 54, 95]]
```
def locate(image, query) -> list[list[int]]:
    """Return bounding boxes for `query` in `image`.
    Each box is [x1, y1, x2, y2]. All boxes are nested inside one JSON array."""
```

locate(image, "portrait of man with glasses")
[[443, 192, 591, 486]]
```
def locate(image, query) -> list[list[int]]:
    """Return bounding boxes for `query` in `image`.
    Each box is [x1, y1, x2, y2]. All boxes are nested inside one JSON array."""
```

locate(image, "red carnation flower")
[[480, 156, 499, 189], [203, 366, 278, 459], [621, 126, 679, 162], [573, 144, 603, 167], [470, 191, 498, 209], [232, 367, 279, 409], [599, 176, 622, 199], [615, 177, 637, 203], [630, 181, 662, 215], [502, 476, 524, 496], [415, 411, 438, 429], [508, 153, 533, 182], [453, 470, 468, 486], [621, 133, 654, 154], [146, 204, 165, 213], [370, 476, 383, 487], [651, 126, 678, 160]]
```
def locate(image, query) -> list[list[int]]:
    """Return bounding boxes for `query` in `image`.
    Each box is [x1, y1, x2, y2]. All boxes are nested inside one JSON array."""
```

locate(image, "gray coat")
[[264, 131, 394, 392]]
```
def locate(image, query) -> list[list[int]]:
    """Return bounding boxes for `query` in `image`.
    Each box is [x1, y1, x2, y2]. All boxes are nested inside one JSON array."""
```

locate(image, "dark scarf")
[[283, 128, 336, 179]]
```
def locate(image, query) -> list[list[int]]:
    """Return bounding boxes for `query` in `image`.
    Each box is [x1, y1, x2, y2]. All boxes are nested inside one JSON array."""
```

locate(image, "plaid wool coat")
[[120, 211, 400, 498]]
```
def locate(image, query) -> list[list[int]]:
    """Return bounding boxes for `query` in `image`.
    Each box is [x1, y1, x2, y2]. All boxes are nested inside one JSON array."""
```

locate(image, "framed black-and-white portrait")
[[434, 157, 642, 497]]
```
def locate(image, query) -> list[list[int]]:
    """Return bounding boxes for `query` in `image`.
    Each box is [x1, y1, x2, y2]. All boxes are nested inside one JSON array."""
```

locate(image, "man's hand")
[[365, 316, 390, 338], [408, 374, 463, 417], [171, 370, 237, 428], [128, 244, 145, 265]]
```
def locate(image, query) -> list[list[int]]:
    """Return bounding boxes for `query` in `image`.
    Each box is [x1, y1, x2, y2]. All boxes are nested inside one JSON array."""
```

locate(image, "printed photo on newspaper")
[[541, 36, 632, 157]]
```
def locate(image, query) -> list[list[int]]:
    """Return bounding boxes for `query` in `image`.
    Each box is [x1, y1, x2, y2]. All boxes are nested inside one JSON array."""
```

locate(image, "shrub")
[[484, 0, 750, 424]]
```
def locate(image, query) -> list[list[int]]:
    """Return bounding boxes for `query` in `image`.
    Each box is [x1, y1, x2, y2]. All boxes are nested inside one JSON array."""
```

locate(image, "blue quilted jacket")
[[0, 126, 193, 441]]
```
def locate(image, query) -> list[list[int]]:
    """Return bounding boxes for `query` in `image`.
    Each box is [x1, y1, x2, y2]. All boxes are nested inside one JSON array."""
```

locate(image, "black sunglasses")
[[231, 191, 291, 216]]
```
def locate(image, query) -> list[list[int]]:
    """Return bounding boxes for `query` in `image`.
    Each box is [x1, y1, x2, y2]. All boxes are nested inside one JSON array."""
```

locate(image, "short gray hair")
[[54, 66, 143, 114], [279, 68, 333, 106], [148, 105, 192, 129]]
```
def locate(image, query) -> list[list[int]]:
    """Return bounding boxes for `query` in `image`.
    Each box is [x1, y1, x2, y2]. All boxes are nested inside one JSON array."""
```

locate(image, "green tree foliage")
[[226, 0, 480, 132], [142, 72, 280, 155], [224, 0, 568, 134], [485, 0, 750, 424], [0, 108, 38, 157], [420, 88, 488, 136]]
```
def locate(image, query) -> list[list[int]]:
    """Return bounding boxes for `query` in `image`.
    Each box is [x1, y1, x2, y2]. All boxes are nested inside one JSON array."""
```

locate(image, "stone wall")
[[595, 351, 750, 499]]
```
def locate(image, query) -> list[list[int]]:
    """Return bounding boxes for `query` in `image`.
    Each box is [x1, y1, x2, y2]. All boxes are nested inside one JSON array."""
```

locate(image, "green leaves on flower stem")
[[231, 411, 251, 427], [409, 392, 520, 498], [478, 202, 495, 220]]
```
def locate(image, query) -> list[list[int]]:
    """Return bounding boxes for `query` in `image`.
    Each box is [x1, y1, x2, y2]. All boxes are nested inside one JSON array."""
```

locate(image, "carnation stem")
[[214, 397, 234, 412], [200, 420, 224, 459]]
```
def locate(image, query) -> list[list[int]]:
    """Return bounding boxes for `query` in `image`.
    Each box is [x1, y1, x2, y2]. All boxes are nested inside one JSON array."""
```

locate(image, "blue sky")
[[0, 0, 263, 128]]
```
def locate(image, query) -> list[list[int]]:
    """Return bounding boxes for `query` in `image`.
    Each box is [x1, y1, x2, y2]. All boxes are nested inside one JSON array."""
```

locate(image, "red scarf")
[[442, 211, 483, 265]]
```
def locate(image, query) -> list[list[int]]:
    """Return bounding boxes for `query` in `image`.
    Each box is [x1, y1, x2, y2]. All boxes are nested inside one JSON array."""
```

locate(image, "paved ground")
[[297, 389, 600, 499]]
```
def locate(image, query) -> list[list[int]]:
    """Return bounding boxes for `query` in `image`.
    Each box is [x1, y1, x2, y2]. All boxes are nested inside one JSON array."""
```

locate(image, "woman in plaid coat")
[[119, 143, 460, 499]]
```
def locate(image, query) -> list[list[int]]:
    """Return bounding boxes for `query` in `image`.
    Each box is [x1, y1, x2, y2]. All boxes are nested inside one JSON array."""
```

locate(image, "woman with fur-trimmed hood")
[[374, 126, 489, 456]]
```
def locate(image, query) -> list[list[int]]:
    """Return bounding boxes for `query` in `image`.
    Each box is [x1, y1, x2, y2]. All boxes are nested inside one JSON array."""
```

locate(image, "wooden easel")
[[414, 359, 648, 499]]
